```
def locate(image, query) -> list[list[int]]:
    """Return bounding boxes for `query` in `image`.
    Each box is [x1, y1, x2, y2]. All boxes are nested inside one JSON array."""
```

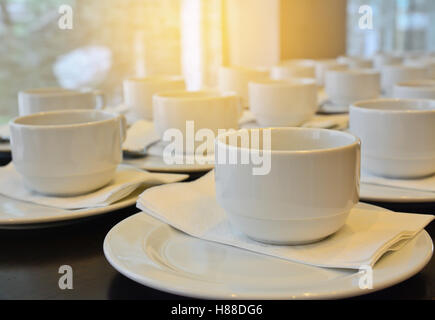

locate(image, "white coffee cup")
[[372, 53, 403, 70], [18, 88, 105, 116], [381, 65, 428, 97], [393, 80, 435, 99], [123, 76, 185, 120], [153, 90, 241, 154], [405, 57, 435, 79], [325, 69, 381, 106], [314, 60, 347, 86], [218, 66, 270, 108], [271, 59, 316, 80], [349, 99, 435, 179], [337, 56, 373, 69], [248, 78, 317, 126], [10, 110, 126, 196], [215, 127, 360, 244]]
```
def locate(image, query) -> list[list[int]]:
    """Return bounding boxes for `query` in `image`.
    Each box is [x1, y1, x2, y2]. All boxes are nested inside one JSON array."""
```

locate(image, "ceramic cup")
[[337, 56, 373, 69], [381, 65, 428, 97], [349, 99, 435, 179], [153, 90, 241, 154], [325, 69, 381, 106], [405, 57, 435, 80], [372, 53, 403, 70], [248, 78, 317, 126], [314, 60, 347, 86], [218, 66, 269, 108], [393, 80, 435, 99], [18, 88, 105, 116], [123, 76, 185, 120], [215, 127, 360, 244], [10, 110, 126, 196], [271, 59, 316, 80]]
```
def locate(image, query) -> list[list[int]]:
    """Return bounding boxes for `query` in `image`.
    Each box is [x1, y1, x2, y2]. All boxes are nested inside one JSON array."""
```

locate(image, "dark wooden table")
[[0, 152, 433, 300]]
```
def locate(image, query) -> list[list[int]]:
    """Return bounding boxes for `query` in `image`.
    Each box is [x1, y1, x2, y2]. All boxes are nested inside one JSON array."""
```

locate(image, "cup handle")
[[118, 115, 127, 143], [93, 90, 106, 109]]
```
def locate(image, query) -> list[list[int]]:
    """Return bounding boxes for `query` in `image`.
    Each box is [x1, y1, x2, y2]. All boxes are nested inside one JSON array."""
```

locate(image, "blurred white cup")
[[18, 88, 105, 116], [325, 69, 380, 106], [123, 76, 185, 120], [218, 66, 269, 108], [393, 80, 435, 100], [381, 64, 428, 96], [248, 78, 317, 126]]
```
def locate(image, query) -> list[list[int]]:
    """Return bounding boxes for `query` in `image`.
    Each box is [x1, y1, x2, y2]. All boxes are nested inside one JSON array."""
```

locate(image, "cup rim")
[[394, 80, 435, 90], [351, 98, 435, 114], [124, 75, 184, 83], [248, 78, 317, 87], [10, 109, 119, 129], [216, 127, 360, 155], [326, 68, 379, 76], [19, 88, 91, 97], [153, 90, 239, 101]]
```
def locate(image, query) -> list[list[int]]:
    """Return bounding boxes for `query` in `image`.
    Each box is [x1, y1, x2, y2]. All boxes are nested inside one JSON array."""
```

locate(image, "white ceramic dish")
[[325, 69, 381, 106], [360, 183, 435, 203], [0, 190, 140, 229], [248, 78, 317, 126], [18, 88, 105, 116], [10, 110, 126, 196], [349, 99, 435, 179], [103, 204, 433, 300], [123, 154, 214, 173], [123, 76, 185, 120], [214, 128, 360, 244]]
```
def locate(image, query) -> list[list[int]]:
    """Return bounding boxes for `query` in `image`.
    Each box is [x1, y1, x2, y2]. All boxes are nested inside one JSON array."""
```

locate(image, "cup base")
[[363, 156, 435, 180], [21, 168, 116, 197], [228, 211, 350, 245]]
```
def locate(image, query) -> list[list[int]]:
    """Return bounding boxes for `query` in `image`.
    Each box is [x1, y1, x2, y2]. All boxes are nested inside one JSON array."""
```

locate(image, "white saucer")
[[123, 140, 215, 173], [0, 190, 141, 229], [360, 183, 435, 203], [104, 204, 433, 300]]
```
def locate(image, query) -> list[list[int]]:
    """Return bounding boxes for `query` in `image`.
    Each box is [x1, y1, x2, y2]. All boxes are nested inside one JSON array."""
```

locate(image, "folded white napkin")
[[137, 172, 434, 270], [0, 164, 188, 210], [361, 171, 435, 193], [123, 120, 160, 154]]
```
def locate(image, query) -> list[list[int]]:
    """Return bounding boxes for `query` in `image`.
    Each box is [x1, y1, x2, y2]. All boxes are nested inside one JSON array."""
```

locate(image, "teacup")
[[405, 57, 435, 79], [314, 60, 347, 86], [248, 78, 317, 126], [123, 76, 185, 120], [393, 80, 435, 99], [325, 69, 380, 106], [153, 90, 241, 154], [215, 127, 360, 244], [337, 56, 373, 69], [218, 66, 269, 108], [381, 65, 428, 96], [271, 59, 316, 80], [349, 99, 435, 178], [9, 110, 126, 196], [18, 88, 105, 116], [372, 53, 403, 70]]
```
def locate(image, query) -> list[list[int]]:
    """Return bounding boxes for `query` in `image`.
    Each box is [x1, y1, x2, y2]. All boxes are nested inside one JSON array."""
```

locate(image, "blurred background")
[[0, 0, 434, 121]]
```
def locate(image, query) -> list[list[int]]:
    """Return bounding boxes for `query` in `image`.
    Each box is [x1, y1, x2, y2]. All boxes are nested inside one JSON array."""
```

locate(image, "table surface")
[[0, 152, 434, 300]]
